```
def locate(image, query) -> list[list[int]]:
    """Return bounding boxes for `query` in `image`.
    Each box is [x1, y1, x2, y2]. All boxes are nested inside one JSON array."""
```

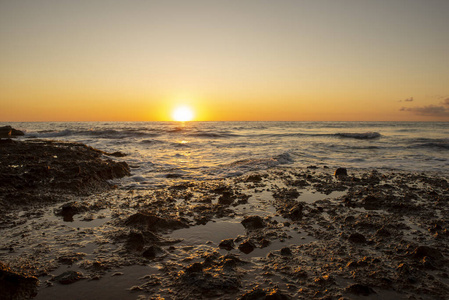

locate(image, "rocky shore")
[[0, 134, 448, 299]]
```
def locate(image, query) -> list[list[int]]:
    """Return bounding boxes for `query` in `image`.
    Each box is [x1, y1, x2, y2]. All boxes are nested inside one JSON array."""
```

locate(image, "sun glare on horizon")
[[172, 105, 194, 122]]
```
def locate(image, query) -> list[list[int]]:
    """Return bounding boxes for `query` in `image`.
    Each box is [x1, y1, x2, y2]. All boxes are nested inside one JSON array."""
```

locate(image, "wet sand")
[[1, 140, 448, 299]]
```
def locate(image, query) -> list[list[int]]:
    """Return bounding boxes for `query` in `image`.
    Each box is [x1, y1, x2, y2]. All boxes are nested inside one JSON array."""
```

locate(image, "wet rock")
[[53, 270, 84, 284], [375, 227, 391, 237], [58, 252, 86, 265], [239, 286, 290, 300], [362, 195, 379, 210], [245, 174, 263, 182], [55, 201, 89, 222], [125, 211, 188, 232], [218, 191, 235, 205], [413, 246, 444, 261], [219, 238, 235, 251], [346, 283, 376, 296], [334, 167, 348, 177], [280, 247, 292, 256], [241, 215, 265, 230], [348, 233, 366, 244], [185, 262, 203, 273], [0, 126, 24, 138], [126, 231, 145, 251], [287, 204, 303, 221], [0, 261, 38, 300], [143, 245, 165, 259], [239, 240, 256, 254]]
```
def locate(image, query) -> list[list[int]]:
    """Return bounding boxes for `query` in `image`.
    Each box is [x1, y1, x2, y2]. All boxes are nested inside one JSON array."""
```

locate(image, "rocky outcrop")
[[0, 262, 38, 300], [0, 126, 24, 138]]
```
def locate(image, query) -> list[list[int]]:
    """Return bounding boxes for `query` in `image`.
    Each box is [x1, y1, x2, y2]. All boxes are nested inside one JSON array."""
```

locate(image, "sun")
[[172, 105, 194, 122]]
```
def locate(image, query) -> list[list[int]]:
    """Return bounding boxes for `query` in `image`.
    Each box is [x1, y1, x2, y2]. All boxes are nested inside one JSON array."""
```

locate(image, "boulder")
[[0, 262, 38, 300], [238, 240, 256, 254], [53, 270, 84, 284], [241, 216, 265, 230], [219, 239, 235, 251], [348, 233, 367, 243], [0, 126, 24, 138], [334, 167, 348, 177]]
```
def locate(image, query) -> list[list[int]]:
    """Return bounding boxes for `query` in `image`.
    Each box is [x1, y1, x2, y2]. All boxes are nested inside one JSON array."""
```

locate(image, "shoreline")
[[0, 139, 448, 299]]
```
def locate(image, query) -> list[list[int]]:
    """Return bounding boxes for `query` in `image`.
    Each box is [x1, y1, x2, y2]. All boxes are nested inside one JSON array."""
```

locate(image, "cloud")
[[442, 98, 449, 106], [400, 105, 449, 117], [404, 97, 414, 102]]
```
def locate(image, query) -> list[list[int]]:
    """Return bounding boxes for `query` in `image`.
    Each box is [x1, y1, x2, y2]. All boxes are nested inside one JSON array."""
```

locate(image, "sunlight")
[[172, 105, 194, 122]]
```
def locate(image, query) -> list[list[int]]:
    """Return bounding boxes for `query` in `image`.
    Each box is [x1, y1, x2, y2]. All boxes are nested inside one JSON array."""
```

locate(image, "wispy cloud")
[[398, 97, 414, 103], [442, 98, 449, 106], [400, 105, 449, 117]]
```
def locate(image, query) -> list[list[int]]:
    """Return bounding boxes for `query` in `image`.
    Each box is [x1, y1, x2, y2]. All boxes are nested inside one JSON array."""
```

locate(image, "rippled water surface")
[[5, 121, 448, 188]]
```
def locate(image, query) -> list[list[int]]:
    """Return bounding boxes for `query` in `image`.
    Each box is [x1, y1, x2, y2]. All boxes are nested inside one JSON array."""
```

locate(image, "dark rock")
[[219, 239, 235, 251], [0, 261, 38, 299], [0, 126, 24, 138], [375, 227, 391, 237], [126, 231, 145, 251], [53, 270, 84, 284], [239, 240, 256, 254], [348, 233, 366, 243], [239, 286, 290, 300], [55, 201, 89, 222], [362, 195, 379, 210], [125, 211, 188, 232], [106, 151, 127, 157], [142, 245, 165, 259], [185, 262, 203, 273], [413, 246, 444, 261], [287, 204, 303, 220], [346, 283, 376, 296], [280, 247, 292, 256], [334, 167, 348, 177], [245, 174, 263, 182], [241, 216, 265, 230], [218, 191, 235, 205]]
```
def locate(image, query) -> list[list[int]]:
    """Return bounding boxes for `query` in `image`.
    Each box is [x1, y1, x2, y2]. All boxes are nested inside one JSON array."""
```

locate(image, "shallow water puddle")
[[35, 265, 158, 300]]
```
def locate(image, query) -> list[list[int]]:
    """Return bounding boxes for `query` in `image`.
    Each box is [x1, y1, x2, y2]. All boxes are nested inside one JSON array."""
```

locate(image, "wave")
[[335, 132, 381, 140], [221, 152, 294, 176], [409, 140, 449, 150]]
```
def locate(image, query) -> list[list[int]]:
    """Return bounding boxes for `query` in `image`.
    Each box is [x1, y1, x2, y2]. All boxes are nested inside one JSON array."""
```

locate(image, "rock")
[[0, 126, 24, 138], [413, 246, 444, 261], [125, 211, 188, 232], [53, 270, 84, 284], [287, 204, 303, 220], [348, 233, 366, 243], [375, 227, 391, 237], [346, 283, 376, 296], [241, 216, 265, 230], [245, 174, 263, 182], [334, 167, 348, 177], [55, 201, 89, 222], [238, 240, 256, 254], [185, 262, 203, 273], [142, 245, 165, 259], [362, 195, 379, 210], [239, 286, 290, 300], [218, 191, 235, 205], [0, 261, 38, 299], [280, 247, 292, 256], [126, 231, 145, 251], [219, 239, 235, 251]]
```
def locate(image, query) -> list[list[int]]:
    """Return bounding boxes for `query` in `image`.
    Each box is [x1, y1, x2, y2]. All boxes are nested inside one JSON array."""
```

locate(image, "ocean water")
[[5, 121, 449, 188]]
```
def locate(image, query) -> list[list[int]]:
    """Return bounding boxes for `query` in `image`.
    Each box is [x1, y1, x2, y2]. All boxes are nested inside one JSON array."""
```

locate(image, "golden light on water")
[[172, 105, 194, 122]]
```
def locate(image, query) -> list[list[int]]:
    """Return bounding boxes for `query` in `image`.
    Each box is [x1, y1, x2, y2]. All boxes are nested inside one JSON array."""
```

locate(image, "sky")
[[1, 0, 448, 122]]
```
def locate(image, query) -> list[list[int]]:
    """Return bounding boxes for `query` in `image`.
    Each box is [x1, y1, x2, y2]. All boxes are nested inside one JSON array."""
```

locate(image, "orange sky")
[[1, 1, 448, 122]]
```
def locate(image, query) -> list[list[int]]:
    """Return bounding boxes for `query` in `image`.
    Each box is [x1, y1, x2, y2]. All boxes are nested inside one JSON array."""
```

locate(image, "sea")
[[5, 121, 449, 189]]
